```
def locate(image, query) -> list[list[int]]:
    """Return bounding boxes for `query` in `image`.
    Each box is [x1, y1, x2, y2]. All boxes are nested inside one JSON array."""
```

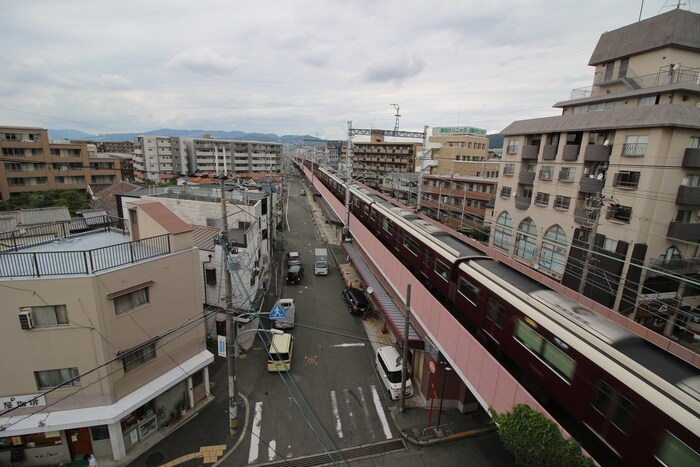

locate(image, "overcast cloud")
[[0, 1, 686, 139]]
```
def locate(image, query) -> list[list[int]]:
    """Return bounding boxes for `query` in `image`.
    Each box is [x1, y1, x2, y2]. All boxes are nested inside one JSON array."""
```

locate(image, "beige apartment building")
[[348, 132, 422, 190], [493, 9, 700, 338], [0, 201, 212, 465], [0, 127, 122, 202], [428, 126, 499, 177]]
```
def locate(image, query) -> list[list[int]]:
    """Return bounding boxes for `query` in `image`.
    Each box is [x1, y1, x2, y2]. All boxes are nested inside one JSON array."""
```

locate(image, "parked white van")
[[267, 333, 294, 372], [272, 298, 295, 329], [375, 345, 413, 400]]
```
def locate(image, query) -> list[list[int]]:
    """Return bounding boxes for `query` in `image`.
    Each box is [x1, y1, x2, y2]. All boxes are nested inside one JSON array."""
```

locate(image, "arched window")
[[493, 211, 513, 251], [655, 246, 681, 266], [539, 225, 568, 275], [514, 218, 538, 262]]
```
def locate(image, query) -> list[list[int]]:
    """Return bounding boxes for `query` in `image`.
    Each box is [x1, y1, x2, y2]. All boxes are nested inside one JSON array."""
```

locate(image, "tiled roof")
[[191, 225, 221, 252], [134, 201, 192, 234]]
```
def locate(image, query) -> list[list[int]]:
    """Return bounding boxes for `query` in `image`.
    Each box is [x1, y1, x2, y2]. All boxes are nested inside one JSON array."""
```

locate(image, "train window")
[[434, 259, 449, 281], [403, 236, 419, 255], [485, 299, 505, 328], [656, 431, 700, 467], [542, 341, 575, 381], [611, 395, 635, 433], [591, 380, 614, 414], [422, 250, 430, 268], [382, 218, 394, 235], [514, 320, 543, 353], [370, 211, 377, 221], [363, 205, 369, 215], [457, 279, 479, 305]]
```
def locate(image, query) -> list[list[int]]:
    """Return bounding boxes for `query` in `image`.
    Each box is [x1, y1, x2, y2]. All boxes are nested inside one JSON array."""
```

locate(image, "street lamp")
[[436, 365, 452, 426]]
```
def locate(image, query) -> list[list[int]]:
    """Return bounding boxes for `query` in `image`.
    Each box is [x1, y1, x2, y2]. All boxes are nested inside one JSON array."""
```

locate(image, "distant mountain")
[[48, 128, 324, 146]]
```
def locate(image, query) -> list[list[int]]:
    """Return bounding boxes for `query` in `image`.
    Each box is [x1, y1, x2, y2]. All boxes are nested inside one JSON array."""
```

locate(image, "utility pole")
[[578, 193, 612, 296], [344, 121, 352, 240], [220, 176, 238, 436], [399, 284, 411, 413]]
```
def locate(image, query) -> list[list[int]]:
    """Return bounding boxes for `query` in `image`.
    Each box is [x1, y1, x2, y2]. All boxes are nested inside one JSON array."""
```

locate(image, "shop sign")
[[1, 394, 46, 410]]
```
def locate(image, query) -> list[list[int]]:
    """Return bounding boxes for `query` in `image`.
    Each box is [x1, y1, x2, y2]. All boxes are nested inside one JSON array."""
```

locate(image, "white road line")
[[330, 390, 344, 438], [268, 440, 276, 461], [342, 388, 358, 434], [248, 401, 263, 464], [332, 343, 365, 348], [370, 385, 393, 439], [357, 387, 376, 440]]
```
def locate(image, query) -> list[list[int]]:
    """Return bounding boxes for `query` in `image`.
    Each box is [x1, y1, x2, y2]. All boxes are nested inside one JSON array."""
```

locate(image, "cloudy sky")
[[0, 1, 688, 139]]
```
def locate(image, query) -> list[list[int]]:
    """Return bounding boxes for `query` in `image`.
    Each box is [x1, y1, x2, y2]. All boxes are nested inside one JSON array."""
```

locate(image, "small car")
[[342, 287, 370, 315], [287, 251, 301, 266], [286, 265, 304, 285], [300, 188, 306, 195]]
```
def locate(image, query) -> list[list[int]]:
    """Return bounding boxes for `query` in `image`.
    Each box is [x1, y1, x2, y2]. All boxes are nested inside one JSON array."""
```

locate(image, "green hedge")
[[490, 404, 594, 467]]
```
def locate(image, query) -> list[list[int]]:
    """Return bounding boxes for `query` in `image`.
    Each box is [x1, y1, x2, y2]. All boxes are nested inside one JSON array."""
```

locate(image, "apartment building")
[[492, 9, 700, 337], [420, 174, 497, 233], [0, 127, 122, 201], [347, 132, 422, 190], [133, 135, 282, 183], [0, 202, 212, 464], [429, 126, 498, 177]]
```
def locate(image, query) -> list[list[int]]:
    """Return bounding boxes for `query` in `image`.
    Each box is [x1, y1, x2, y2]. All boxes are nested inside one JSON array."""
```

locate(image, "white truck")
[[273, 298, 296, 329], [314, 248, 329, 276]]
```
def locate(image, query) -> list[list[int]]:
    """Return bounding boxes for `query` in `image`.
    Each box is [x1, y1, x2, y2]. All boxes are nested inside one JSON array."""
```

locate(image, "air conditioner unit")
[[18, 310, 33, 330]]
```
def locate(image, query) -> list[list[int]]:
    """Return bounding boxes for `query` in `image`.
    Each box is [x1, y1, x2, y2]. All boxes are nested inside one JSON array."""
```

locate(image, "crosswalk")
[[246, 384, 394, 464]]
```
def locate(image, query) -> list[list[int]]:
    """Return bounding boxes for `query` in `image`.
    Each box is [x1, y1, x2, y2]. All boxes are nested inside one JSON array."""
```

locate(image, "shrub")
[[489, 404, 593, 467]]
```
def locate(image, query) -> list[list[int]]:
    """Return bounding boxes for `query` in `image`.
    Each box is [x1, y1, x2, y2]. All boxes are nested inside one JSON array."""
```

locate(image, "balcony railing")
[[0, 234, 171, 278], [521, 145, 539, 160], [542, 145, 557, 160], [667, 222, 700, 242], [514, 196, 531, 209], [562, 145, 580, 161], [579, 176, 604, 194], [584, 144, 612, 162], [676, 185, 700, 206], [683, 148, 700, 169]]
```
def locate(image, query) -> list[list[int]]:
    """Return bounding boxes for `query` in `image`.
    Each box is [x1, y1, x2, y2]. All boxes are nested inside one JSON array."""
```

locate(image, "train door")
[[585, 379, 634, 457], [482, 298, 506, 345]]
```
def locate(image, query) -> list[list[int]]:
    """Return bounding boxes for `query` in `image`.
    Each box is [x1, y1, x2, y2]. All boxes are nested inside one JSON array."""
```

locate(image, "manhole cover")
[[146, 451, 165, 466]]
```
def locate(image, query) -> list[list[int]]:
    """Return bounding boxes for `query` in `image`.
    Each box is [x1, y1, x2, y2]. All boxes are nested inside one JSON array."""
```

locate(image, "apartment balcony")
[[584, 144, 612, 162], [682, 148, 700, 169], [514, 196, 531, 209], [579, 176, 604, 194], [667, 222, 700, 242], [574, 207, 596, 225], [676, 185, 700, 206], [562, 144, 580, 161], [521, 145, 539, 160], [542, 145, 557, 160], [647, 254, 700, 276], [518, 171, 535, 185]]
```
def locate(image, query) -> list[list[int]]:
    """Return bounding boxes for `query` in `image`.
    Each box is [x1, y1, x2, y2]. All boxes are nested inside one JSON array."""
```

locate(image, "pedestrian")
[[84, 452, 98, 467]]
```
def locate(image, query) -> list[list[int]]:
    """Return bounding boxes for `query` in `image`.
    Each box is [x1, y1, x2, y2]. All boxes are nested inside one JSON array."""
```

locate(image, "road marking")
[[356, 386, 376, 440], [370, 385, 393, 439], [342, 388, 358, 434], [330, 390, 344, 439], [248, 401, 263, 464], [332, 343, 365, 348], [268, 440, 276, 461]]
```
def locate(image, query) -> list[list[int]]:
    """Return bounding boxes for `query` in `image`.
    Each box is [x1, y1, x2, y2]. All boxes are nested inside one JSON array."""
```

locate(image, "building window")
[[122, 342, 157, 373], [503, 164, 515, 176], [457, 278, 479, 305], [506, 139, 518, 155], [90, 425, 111, 441], [559, 167, 576, 182], [205, 268, 217, 285], [514, 218, 538, 262], [690, 136, 700, 149], [535, 192, 550, 206], [493, 211, 513, 251], [675, 209, 694, 223], [614, 171, 640, 188], [539, 225, 567, 275], [553, 196, 571, 211], [113, 286, 150, 315], [500, 186, 512, 199], [539, 166, 554, 181], [684, 174, 700, 187], [608, 204, 632, 223], [29, 305, 69, 328], [622, 135, 648, 156], [35, 368, 80, 389], [638, 95, 659, 106]]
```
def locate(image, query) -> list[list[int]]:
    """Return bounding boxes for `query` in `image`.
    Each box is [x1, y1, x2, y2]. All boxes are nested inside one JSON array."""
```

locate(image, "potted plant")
[[178, 398, 187, 417]]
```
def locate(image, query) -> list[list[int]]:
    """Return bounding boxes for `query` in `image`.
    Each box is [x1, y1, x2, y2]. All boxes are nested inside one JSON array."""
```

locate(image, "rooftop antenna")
[[391, 103, 401, 131]]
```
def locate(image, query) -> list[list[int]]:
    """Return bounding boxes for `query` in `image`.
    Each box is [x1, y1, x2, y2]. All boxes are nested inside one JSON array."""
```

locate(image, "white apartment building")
[[0, 202, 212, 465], [133, 136, 282, 183], [493, 9, 700, 339]]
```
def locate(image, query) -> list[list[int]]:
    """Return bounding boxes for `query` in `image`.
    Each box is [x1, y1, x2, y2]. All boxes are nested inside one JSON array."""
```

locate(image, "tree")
[[0, 190, 90, 216], [490, 404, 593, 467]]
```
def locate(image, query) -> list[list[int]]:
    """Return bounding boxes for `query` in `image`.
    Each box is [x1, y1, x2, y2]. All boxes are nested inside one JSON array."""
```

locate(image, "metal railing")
[[0, 234, 170, 278]]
